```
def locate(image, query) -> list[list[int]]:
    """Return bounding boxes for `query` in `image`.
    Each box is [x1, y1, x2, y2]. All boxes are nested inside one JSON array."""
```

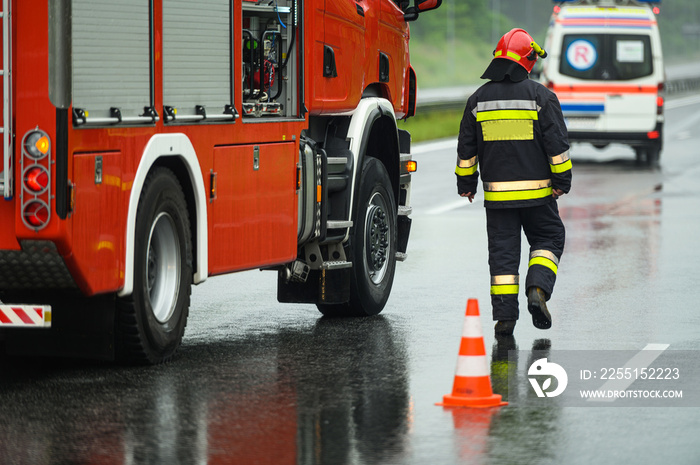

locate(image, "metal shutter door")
[[163, 0, 231, 118], [72, 0, 151, 120]]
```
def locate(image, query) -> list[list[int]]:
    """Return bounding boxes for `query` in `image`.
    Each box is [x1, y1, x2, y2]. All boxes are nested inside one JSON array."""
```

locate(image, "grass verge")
[[397, 108, 464, 144]]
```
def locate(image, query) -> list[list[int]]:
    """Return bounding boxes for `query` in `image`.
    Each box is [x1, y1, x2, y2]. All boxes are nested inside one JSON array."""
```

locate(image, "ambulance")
[[540, 0, 664, 165]]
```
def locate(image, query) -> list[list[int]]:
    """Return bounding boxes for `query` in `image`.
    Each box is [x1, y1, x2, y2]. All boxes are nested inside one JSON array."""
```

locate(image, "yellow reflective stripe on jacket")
[[528, 250, 559, 274], [476, 109, 539, 122], [484, 187, 552, 201], [549, 150, 572, 174], [481, 120, 533, 141], [550, 159, 572, 174], [455, 155, 478, 176], [456, 165, 478, 176]]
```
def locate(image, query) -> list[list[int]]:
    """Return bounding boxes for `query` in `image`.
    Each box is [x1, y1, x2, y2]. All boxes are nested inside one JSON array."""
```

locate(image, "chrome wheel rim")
[[364, 192, 391, 285], [147, 212, 181, 323]]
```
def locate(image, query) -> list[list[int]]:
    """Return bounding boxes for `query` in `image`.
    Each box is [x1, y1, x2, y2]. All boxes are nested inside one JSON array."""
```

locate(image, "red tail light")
[[647, 131, 660, 140], [24, 166, 49, 193], [23, 201, 50, 228], [21, 129, 52, 230]]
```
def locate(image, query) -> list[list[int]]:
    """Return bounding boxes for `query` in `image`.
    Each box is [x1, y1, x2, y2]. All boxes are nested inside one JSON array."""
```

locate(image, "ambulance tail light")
[[656, 96, 664, 115], [647, 131, 660, 140]]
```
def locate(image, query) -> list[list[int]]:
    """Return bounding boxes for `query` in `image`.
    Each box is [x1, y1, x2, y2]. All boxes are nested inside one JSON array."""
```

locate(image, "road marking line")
[[412, 138, 457, 156], [427, 198, 472, 215], [587, 343, 669, 403]]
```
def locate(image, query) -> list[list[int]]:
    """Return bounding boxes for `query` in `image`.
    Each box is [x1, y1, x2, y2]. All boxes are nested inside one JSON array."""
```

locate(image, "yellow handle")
[[531, 41, 547, 58]]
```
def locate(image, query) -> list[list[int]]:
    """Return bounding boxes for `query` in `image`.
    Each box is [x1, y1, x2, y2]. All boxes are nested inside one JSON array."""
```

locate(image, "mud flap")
[[397, 215, 412, 254], [277, 267, 351, 304]]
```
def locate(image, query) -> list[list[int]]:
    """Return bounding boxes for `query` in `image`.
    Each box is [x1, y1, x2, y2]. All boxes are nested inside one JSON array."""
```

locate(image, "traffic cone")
[[436, 299, 508, 408]]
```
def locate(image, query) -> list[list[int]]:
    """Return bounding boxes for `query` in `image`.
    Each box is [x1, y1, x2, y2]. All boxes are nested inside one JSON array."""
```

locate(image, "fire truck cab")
[[0, 0, 441, 363]]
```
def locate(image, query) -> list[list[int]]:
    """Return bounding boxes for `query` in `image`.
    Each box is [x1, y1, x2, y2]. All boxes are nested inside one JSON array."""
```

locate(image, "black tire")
[[117, 167, 192, 364], [646, 146, 661, 168], [635, 146, 661, 167], [318, 157, 397, 317]]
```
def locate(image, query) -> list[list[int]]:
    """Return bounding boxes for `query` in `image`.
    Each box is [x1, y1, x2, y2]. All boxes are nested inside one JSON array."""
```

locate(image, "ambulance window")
[[612, 35, 653, 80], [560, 34, 652, 81]]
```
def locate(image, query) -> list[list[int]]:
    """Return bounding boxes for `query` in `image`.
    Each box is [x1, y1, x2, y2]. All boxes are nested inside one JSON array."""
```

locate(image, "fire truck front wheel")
[[318, 157, 397, 317], [117, 167, 193, 364]]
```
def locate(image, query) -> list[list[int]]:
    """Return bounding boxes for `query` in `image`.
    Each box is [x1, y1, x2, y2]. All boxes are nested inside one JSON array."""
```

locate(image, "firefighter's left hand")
[[552, 188, 565, 199], [460, 192, 475, 203]]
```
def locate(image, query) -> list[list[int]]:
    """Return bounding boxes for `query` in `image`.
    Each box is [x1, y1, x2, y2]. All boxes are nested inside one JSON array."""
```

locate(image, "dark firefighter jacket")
[[456, 77, 572, 209]]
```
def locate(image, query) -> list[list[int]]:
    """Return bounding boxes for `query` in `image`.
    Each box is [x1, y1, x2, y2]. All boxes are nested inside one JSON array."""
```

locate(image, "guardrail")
[[416, 65, 700, 113]]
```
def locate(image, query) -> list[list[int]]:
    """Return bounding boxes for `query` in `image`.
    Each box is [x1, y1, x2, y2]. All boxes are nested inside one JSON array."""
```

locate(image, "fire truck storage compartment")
[[72, 0, 151, 124], [242, 0, 299, 119], [162, 0, 234, 122]]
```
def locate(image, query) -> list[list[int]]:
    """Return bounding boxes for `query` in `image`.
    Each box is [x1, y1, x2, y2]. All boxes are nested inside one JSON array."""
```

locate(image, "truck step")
[[320, 260, 352, 270], [0, 305, 52, 328], [395, 252, 408, 262], [326, 220, 352, 229], [398, 205, 412, 216]]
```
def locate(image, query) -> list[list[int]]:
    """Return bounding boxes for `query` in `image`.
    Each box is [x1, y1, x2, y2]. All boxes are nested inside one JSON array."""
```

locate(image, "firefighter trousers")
[[486, 200, 565, 321]]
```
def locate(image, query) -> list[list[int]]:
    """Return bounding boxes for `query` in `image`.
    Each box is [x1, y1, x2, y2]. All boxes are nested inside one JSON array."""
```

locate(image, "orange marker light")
[[317, 185, 322, 203], [34, 136, 49, 155], [402, 160, 418, 175]]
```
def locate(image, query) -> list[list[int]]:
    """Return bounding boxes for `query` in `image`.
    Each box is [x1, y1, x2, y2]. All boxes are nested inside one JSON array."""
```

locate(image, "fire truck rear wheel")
[[117, 167, 193, 364], [318, 157, 397, 317]]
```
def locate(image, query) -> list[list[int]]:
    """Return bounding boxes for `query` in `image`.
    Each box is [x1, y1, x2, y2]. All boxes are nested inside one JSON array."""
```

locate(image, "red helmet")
[[492, 28, 546, 73]]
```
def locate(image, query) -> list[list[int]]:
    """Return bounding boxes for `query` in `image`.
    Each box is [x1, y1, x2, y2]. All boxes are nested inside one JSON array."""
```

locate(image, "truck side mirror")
[[404, 0, 442, 22]]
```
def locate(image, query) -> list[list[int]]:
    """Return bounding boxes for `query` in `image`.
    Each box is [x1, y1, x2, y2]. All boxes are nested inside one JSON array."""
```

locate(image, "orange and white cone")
[[437, 299, 507, 408]]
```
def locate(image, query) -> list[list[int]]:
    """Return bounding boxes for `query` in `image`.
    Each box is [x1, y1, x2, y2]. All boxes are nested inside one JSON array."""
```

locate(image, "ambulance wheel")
[[646, 146, 660, 167], [117, 167, 192, 364], [318, 157, 397, 317], [635, 146, 661, 167]]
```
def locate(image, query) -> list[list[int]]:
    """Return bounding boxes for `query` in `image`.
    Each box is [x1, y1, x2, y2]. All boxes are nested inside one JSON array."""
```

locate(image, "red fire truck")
[[0, 0, 441, 363]]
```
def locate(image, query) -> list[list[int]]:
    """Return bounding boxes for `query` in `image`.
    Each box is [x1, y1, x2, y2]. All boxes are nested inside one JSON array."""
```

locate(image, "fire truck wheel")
[[318, 157, 397, 317], [117, 167, 193, 364]]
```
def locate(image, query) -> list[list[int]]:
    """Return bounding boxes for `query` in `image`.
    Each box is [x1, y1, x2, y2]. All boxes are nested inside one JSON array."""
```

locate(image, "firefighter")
[[456, 28, 572, 336]]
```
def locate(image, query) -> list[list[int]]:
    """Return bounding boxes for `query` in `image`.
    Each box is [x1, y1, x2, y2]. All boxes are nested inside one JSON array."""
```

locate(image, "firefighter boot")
[[495, 320, 516, 336], [527, 287, 552, 330]]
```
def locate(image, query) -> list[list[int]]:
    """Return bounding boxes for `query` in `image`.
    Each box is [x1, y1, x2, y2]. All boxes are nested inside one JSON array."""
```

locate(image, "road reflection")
[[445, 337, 563, 463], [0, 316, 410, 464]]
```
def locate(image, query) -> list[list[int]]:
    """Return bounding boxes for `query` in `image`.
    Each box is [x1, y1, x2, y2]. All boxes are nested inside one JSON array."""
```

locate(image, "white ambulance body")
[[540, 0, 664, 165]]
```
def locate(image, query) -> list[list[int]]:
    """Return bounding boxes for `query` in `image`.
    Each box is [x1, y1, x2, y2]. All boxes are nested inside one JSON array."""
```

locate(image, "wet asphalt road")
[[2, 94, 700, 464]]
